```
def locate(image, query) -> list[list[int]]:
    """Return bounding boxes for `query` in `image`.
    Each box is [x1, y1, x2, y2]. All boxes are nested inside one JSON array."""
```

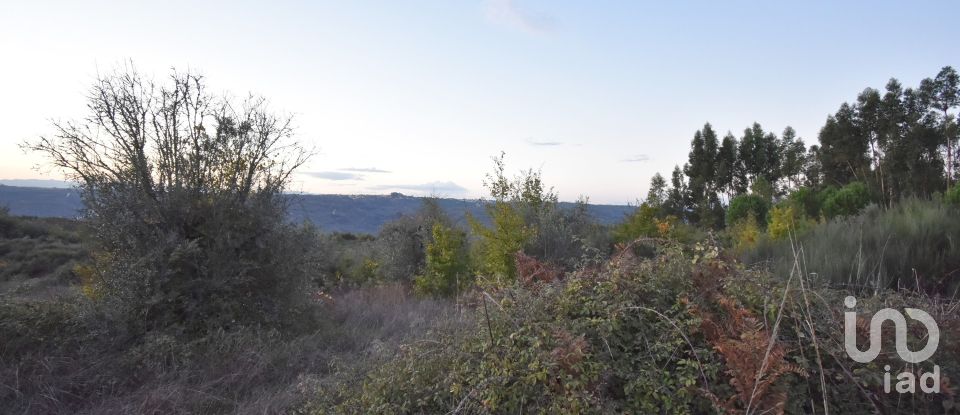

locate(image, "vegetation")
[[652, 67, 959, 230], [2, 65, 959, 414], [742, 198, 960, 294], [726, 194, 769, 227], [414, 222, 470, 297], [0, 207, 86, 298], [308, 242, 960, 414]]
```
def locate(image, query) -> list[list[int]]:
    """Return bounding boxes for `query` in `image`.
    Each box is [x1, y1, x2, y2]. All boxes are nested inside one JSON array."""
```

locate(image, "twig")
[[745, 246, 796, 414], [482, 294, 495, 348], [790, 235, 829, 415]]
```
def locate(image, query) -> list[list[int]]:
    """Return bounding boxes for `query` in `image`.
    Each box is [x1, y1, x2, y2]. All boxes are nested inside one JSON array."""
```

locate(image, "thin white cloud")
[[302, 171, 363, 181], [485, 0, 555, 34], [340, 167, 392, 173], [621, 154, 650, 163], [527, 138, 563, 146], [370, 181, 468, 196]]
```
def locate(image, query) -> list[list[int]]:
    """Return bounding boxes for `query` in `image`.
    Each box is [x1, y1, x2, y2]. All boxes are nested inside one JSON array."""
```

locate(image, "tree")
[[684, 123, 720, 225], [818, 103, 869, 186], [737, 123, 781, 191], [645, 173, 668, 208], [884, 80, 945, 197], [469, 153, 539, 283], [685, 129, 707, 200], [821, 182, 871, 218], [856, 88, 884, 194], [663, 165, 689, 220], [929, 67, 959, 187], [377, 198, 449, 282], [716, 133, 739, 198], [414, 222, 469, 297], [780, 126, 807, 191], [726, 194, 769, 227], [27, 65, 313, 334], [803, 144, 823, 188]]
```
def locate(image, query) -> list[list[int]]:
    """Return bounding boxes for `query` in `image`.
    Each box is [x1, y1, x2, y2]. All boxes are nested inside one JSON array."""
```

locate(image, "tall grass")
[[741, 198, 960, 294], [0, 209, 86, 298], [0, 283, 465, 414]]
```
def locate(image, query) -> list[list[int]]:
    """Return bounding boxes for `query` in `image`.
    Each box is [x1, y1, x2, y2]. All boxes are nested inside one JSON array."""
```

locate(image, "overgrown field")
[[4, 64, 960, 414], [305, 241, 960, 414], [3, 209, 958, 413]]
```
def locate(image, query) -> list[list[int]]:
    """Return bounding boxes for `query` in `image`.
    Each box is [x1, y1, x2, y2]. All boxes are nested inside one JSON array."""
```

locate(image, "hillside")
[[0, 185, 634, 234]]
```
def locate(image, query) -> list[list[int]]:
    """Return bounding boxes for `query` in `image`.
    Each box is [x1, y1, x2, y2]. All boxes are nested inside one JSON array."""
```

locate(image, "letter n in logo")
[[844, 296, 939, 364]]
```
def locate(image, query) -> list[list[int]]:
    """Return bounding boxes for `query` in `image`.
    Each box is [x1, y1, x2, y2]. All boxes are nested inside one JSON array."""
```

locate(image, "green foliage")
[[766, 203, 813, 240], [821, 181, 871, 218], [726, 193, 769, 227], [645, 173, 668, 207], [749, 176, 775, 202], [470, 153, 565, 283], [469, 203, 530, 283], [787, 186, 822, 219], [946, 182, 960, 205], [729, 213, 762, 249], [613, 203, 660, 242], [414, 223, 469, 297]]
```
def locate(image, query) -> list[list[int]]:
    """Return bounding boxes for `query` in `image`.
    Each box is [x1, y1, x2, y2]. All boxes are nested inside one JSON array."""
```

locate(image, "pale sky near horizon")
[[1, 1, 958, 204]]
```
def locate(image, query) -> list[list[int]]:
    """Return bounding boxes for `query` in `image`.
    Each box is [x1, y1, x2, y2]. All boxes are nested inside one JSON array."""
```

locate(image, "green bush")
[[414, 223, 469, 297], [613, 203, 660, 242], [766, 203, 814, 240], [469, 202, 531, 283], [469, 154, 549, 283], [787, 186, 822, 219], [726, 194, 769, 227], [821, 182, 871, 218]]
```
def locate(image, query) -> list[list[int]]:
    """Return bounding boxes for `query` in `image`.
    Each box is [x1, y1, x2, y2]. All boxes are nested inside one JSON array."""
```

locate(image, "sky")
[[1, 1, 958, 204]]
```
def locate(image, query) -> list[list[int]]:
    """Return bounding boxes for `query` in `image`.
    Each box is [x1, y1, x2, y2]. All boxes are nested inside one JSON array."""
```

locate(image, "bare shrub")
[[25, 64, 313, 334]]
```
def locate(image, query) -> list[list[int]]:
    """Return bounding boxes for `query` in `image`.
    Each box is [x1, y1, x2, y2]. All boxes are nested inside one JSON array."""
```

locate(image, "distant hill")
[[0, 185, 635, 234], [0, 185, 85, 218], [0, 179, 75, 188]]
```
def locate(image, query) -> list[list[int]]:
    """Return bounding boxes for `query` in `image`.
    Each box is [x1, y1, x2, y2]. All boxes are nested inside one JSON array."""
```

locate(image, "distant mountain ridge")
[[0, 185, 635, 234]]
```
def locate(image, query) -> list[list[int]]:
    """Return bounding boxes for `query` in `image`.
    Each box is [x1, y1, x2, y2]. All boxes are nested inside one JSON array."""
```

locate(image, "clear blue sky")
[[1, 0, 957, 204]]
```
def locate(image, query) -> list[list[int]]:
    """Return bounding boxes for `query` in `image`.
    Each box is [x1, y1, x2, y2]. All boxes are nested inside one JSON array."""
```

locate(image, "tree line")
[[646, 66, 959, 229]]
